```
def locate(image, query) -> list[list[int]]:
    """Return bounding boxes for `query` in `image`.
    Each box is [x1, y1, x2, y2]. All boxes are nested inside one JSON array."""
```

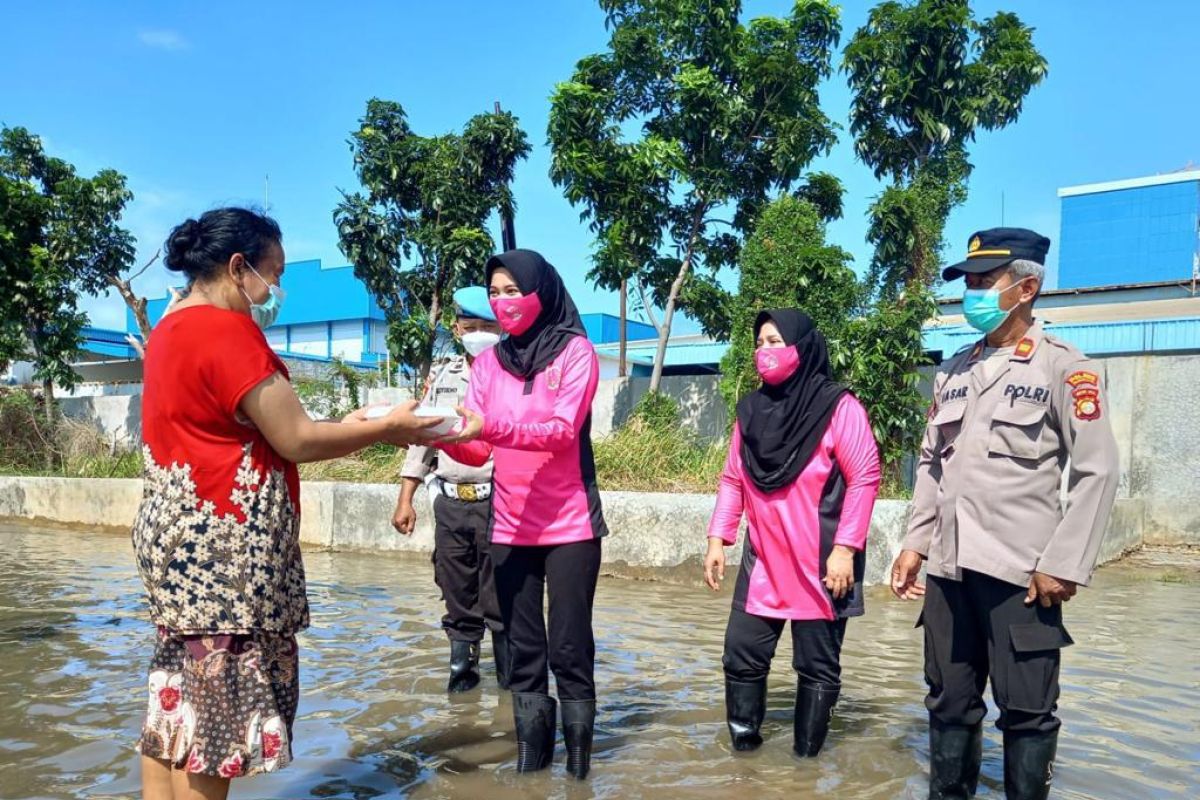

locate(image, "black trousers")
[[722, 607, 848, 685], [921, 570, 1073, 734], [432, 495, 502, 642], [490, 538, 601, 701]]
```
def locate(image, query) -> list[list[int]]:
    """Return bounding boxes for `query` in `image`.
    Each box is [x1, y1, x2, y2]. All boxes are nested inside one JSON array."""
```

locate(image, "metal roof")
[[1058, 169, 1200, 198], [594, 340, 731, 367], [924, 316, 1200, 359]]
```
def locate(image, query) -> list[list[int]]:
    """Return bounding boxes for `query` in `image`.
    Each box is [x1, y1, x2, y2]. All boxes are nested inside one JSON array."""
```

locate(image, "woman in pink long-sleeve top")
[[704, 309, 881, 757], [438, 249, 607, 780]]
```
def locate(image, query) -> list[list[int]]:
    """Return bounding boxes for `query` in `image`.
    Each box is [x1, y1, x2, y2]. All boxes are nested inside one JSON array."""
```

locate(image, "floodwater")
[[0, 523, 1197, 800]]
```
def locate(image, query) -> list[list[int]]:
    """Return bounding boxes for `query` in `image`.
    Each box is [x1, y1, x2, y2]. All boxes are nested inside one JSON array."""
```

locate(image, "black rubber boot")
[[447, 639, 481, 693], [929, 720, 983, 799], [1003, 730, 1057, 800], [561, 699, 596, 779], [492, 630, 512, 690], [513, 692, 557, 772], [793, 682, 840, 757], [725, 677, 767, 752]]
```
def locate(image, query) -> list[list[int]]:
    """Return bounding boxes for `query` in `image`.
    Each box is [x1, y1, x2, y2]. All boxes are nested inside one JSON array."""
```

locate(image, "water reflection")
[[0, 523, 1196, 799]]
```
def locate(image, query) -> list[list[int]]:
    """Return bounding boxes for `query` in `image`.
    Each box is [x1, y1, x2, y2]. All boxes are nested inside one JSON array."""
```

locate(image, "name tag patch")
[[1003, 384, 1050, 405], [941, 385, 968, 404]]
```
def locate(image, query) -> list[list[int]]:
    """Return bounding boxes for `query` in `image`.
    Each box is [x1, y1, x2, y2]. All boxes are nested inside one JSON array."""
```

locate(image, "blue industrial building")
[[928, 170, 1200, 361], [1057, 171, 1199, 290], [133, 259, 390, 369]]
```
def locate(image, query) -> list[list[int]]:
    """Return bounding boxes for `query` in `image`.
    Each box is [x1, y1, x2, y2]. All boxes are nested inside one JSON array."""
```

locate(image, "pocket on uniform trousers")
[[988, 403, 1049, 461], [1005, 621, 1073, 713], [1009, 621, 1074, 654]]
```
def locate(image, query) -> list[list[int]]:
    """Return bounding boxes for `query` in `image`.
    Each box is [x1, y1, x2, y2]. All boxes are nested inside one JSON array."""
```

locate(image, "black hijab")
[[486, 249, 587, 380], [736, 309, 848, 493]]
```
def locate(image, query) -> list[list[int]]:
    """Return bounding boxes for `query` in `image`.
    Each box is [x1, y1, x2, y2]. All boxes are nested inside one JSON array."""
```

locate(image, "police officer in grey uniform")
[[891, 229, 1120, 800], [394, 287, 509, 693]]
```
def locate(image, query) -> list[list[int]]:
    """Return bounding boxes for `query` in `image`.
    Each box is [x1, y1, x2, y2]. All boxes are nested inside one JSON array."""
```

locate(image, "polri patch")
[[1003, 383, 1051, 404], [1066, 370, 1099, 389]]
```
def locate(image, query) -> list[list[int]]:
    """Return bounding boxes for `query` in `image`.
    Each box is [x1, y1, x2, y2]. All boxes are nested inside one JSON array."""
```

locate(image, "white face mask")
[[461, 330, 501, 357]]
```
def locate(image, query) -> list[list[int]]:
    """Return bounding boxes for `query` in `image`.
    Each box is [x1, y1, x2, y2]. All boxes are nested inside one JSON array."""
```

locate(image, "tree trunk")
[[648, 204, 707, 393], [423, 292, 442, 382], [619, 279, 628, 378], [42, 376, 56, 426], [107, 275, 153, 342]]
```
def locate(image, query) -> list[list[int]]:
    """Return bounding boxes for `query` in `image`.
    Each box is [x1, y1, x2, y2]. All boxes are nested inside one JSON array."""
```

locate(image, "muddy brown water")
[[0, 522, 1196, 799]]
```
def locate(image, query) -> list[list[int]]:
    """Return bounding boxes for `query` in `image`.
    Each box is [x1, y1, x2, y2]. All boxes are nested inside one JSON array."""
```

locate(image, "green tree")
[[335, 99, 530, 383], [719, 194, 860, 413], [844, 0, 1046, 294], [0, 127, 136, 414], [840, 0, 1046, 480], [548, 0, 841, 392]]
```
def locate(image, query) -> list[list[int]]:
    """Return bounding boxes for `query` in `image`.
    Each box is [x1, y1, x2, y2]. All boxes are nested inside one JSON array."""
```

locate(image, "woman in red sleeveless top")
[[133, 208, 436, 800]]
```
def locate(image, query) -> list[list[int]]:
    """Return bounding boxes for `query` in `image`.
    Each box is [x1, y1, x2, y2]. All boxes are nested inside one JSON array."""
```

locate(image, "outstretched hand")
[[438, 405, 484, 444]]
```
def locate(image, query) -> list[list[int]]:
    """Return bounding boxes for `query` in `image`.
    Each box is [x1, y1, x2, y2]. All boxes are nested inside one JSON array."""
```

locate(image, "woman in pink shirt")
[[439, 249, 607, 779], [704, 309, 881, 757]]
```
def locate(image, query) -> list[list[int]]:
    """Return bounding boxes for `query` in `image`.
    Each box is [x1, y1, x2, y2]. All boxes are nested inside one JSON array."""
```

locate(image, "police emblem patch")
[[1066, 370, 1099, 388], [1072, 387, 1101, 420]]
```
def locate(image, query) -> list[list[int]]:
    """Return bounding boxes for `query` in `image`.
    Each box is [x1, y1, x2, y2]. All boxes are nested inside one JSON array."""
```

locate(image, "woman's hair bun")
[[164, 218, 203, 274]]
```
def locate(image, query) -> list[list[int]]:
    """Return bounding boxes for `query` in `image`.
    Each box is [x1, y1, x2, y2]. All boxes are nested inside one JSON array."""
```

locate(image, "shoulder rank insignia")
[[1066, 370, 1099, 389], [1014, 338, 1036, 359], [1072, 387, 1101, 421]]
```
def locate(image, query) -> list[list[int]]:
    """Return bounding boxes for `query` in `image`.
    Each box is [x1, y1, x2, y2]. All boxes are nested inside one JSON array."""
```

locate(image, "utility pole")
[[495, 101, 517, 252], [619, 279, 628, 377]]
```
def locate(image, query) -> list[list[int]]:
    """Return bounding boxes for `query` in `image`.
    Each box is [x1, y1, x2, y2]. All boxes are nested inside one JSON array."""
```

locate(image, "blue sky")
[[3, 0, 1198, 332]]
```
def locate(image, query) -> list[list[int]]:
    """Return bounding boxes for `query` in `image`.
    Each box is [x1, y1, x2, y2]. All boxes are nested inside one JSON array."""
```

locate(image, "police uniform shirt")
[[903, 322, 1120, 588], [400, 355, 494, 485]]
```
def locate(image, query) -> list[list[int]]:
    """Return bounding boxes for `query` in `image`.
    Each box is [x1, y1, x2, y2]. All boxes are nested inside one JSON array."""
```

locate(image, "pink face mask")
[[755, 346, 801, 385], [490, 291, 542, 337]]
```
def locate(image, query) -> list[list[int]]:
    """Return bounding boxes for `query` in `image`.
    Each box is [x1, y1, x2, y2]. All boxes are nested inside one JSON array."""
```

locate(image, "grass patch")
[[298, 443, 408, 483], [594, 417, 727, 493]]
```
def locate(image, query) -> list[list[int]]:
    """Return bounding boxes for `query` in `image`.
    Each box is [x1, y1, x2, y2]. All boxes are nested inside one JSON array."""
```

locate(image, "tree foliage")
[[549, 0, 842, 391], [843, 0, 1046, 183], [837, 0, 1045, 479], [335, 99, 530, 382], [0, 127, 136, 407]]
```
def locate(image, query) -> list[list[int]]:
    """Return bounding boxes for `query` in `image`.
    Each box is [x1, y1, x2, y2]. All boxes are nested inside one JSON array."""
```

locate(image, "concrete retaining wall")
[[0, 476, 1151, 586], [58, 394, 142, 448], [591, 374, 728, 442]]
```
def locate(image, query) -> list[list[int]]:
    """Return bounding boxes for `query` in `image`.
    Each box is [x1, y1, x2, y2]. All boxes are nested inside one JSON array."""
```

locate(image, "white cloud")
[[138, 29, 189, 52]]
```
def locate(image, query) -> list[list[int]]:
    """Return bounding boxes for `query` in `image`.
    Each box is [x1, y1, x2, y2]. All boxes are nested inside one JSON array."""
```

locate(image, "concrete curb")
[[0, 476, 1150, 586]]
